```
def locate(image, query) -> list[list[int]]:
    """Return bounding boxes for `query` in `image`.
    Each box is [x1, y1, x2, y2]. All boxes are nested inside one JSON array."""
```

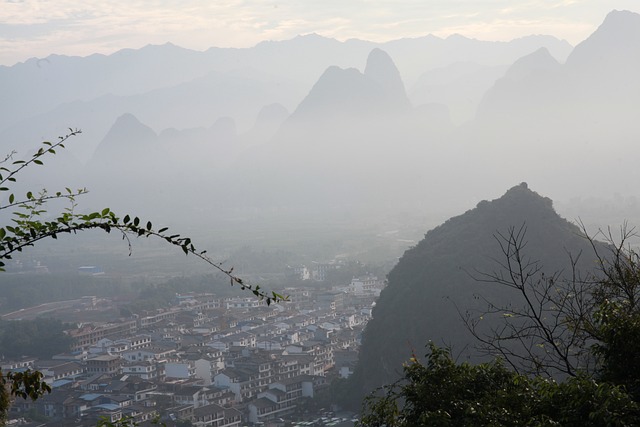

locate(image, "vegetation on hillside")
[[359, 344, 640, 426], [359, 223, 640, 425], [350, 183, 605, 398]]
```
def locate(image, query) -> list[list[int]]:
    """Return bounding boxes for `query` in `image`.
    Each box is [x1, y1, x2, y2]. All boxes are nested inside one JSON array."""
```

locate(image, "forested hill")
[[350, 183, 606, 399]]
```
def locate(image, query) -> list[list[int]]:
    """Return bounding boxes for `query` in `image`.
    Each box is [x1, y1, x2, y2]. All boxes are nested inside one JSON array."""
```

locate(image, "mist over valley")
[[2, 7, 640, 425]]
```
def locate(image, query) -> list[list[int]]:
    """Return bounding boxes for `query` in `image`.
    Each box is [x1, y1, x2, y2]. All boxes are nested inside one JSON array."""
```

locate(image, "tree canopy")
[[0, 318, 73, 359], [359, 343, 640, 426]]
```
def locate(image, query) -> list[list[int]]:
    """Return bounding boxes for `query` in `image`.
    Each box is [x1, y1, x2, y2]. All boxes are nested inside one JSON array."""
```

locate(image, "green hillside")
[[351, 183, 605, 397]]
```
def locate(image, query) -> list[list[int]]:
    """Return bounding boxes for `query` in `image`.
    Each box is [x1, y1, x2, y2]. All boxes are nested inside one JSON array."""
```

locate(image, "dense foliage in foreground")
[[360, 343, 640, 426]]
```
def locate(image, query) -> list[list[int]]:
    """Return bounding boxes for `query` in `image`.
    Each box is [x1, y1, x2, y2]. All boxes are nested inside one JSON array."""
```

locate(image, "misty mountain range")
[[0, 28, 572, 157], [1, 10, 640, 229]]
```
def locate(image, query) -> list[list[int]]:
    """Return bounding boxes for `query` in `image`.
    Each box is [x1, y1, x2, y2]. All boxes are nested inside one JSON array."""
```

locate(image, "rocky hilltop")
[[350, 183, 605, 397]]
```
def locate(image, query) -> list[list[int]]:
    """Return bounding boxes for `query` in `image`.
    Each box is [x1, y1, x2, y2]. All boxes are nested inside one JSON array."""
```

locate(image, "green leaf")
[[9, 193, 14, 203]]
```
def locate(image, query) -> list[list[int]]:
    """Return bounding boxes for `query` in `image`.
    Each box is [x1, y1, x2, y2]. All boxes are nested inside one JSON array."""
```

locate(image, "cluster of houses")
[[3, 277, 384, 426]]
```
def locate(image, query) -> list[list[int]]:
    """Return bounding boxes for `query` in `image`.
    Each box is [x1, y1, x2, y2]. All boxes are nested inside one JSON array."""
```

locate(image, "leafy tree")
[[0, 131, 285, 422], [359, 343, 640, 426], [0, 318, 73, 358], [0, 370, 50, 426], [587, 226, 640, 399]]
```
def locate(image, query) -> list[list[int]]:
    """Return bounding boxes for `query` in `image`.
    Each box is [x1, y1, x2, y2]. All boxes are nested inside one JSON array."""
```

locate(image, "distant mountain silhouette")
[[81, 112, 253, 218], [4, 12, 636, 229], [292, 49, 410, 120], [350, 183, 605, 398], [228, 49, 447, 211], [91, 113, 157, 157], [364, 48, 410, 110], [238, 103, 289, 149], [99, 113, 157, 151], [478, 9, 640, 122], [0, 31, 571, 153], [292, 66, 379, 118], [566, 9, 640, 80], [504, 47, 561, 81], [254, 103, 289, 124], [477, 47, 566, 118], [82, 113, 164, 213], [0, 43, 213, 133], [409, 61, 507, 124]]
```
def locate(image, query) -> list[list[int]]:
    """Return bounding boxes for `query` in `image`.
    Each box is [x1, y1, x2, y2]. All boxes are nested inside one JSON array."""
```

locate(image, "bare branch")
[[463, 223, 597, 378]]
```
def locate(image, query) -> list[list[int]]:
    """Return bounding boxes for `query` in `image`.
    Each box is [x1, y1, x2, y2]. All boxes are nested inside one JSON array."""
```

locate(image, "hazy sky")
[[1, 0, 638, 66]]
